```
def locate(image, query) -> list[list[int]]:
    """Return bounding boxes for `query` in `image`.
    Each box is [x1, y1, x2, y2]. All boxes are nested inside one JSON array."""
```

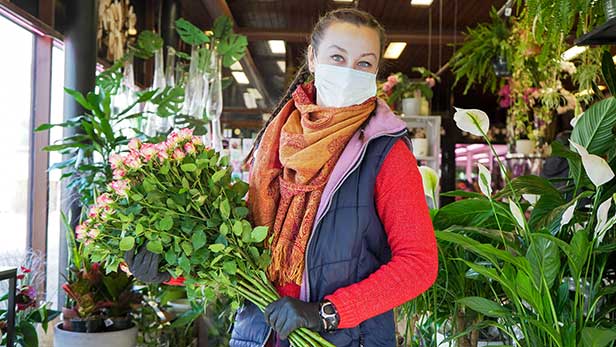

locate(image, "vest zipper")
[[259, 328, 273, 347], [303, 130, 407, 301]]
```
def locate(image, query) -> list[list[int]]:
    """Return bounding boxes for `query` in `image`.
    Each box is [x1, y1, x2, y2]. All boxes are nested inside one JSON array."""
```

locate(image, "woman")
[[235, 8, 438, 347], [128, 8, 437, 347]]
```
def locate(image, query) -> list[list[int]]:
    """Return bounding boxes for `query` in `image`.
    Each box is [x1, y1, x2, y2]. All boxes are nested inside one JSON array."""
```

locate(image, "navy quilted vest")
[[230, 132, 406, 347]]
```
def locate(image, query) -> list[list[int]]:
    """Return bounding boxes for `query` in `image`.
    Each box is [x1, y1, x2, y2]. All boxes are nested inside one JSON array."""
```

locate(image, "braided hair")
[[245, 8, 387, 164]]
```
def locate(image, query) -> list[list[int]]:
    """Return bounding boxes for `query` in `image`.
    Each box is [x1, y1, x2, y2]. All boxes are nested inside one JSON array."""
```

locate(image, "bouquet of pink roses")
[[81, 129, 334, 347]]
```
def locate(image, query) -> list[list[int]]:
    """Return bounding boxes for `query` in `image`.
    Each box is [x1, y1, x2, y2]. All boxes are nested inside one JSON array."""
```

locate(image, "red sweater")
[[278, 139, 438, 329]]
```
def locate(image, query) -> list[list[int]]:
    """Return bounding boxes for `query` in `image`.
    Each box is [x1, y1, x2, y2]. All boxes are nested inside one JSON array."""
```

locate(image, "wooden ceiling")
[[178, 0, 507, 119]]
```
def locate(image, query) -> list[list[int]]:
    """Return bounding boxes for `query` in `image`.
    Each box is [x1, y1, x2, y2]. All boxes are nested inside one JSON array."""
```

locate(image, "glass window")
[[46, 44, 65, 309], [0, 14, 34, 257]]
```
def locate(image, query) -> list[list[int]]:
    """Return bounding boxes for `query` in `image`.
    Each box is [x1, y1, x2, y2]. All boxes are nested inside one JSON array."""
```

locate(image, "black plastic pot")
[[69, 318, 105, 333], [107, 317, 134, 331], [605, 0, 616, 21], [492, 55, 511, 77]]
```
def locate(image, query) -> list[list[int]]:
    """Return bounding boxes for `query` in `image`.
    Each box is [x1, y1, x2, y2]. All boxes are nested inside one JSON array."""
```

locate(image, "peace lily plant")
[[415, 101, 616, 346]]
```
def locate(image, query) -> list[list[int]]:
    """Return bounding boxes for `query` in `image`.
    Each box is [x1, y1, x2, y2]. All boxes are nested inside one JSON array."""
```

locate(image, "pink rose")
[[140, 143, 157, 162], [156, 143, 169, 160], [128, 138, 142, 152], [173, 148, 186, 160], [123, 153, 141, 169], [87, 228, 99, 239], [96, 193, 113, 206], [109, 153, 124, 170], [387, 75, 399, 84], [383, 82, 393, 93], [110, 180, 129, 196], [191, 136, 203, 146], [113, 168, 126, 179], [166, 132, 180, 147], [179, 128, 193, 140], [425, 77, 436, 88], [184, 142, 196, 154], [88, 206, 99, 218], [75, 224, 87, 240]]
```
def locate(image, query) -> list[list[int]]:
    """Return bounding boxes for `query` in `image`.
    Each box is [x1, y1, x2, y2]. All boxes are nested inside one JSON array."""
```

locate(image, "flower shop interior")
[[1, 0, 616, 346]]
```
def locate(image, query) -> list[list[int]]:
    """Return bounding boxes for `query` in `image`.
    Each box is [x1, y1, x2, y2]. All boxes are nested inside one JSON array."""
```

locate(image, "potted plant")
[[0, 266, 60, 347], [380, 68, 439, 116], [410, 127, 429, 158]]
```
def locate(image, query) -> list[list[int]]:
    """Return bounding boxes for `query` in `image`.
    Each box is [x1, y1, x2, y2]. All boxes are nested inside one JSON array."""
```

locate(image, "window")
[[0, 14, 34, 257]]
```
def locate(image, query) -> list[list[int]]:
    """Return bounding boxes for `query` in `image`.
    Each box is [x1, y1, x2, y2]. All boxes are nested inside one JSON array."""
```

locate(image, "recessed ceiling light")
[[230, 61, 242, 70], [333, 0, 354, 2], [411, 0, 434, 6], [247, 88, 262, 99], [268, 40, 286, 54], [383, 42, 407, 59], [243, 92, 257, 109], [561, 46, 588, 61], [277, 60, 286, 72], [232, 71, 250, 85]]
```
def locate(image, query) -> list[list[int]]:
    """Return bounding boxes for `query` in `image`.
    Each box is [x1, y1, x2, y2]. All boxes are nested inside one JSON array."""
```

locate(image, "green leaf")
[[220, 199, 231, 219], [219, 223, 229, 236], [526, 235, 560, 289], [192, 231, 206, 250], [212, 16, 233, 40], [135, 223, 144, 236], [580, 327, 616, 347], [175, 18, 209, 46], [181, 163, 197, 172], [602, 50, 616, 96], [19, 320, 38, 347], [571, 97, 616, 155], [212, 169, 227, 183], [119, 236, 135, 251], [165, 249, 177, 265], [181, 241, 193, 256], [159, 215, 174, 231], [209, 243, 225, 253], [232, 221, 243, 236], [433, 198, 515, 231], [170, 306, 204, 328], [178, 255, 191, 273], [131, 192, 144, 201], [147, 240, 163, 254], [64, 88, 93, 111], [219, 34, 248, 67], [135, 30, 163, 58], [251, 226, 269, 243], [457, 297, 510, 318], [223, 260, 237, 274], [233, 206, 249, 218]]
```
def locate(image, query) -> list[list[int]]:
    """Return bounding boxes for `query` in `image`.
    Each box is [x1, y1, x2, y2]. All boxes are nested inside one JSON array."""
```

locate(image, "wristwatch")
[[319, 300, 340, 332]]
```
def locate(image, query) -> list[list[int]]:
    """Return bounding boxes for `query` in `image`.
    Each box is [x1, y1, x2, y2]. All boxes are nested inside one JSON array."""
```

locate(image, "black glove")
[[124, 243, 171, 284], [263, 297, 323, 340]]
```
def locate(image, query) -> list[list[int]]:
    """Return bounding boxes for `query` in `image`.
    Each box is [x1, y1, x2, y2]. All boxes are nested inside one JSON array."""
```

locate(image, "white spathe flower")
[[596, 197, 612, 233], [419, 166, 439, 199], [477, 163, 492, 198], [569, 140, 615, 187], [561, 201, 577, 228], [509, 199, 527, 231], [453, 107, 490, 137], [523, 194, 541, 205]]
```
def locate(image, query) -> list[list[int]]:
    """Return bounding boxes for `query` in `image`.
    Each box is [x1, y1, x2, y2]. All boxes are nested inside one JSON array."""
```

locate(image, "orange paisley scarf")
[[248, 83, 376, 287]]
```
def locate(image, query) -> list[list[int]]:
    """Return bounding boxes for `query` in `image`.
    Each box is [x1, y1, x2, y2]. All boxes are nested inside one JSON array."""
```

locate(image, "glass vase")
[[144, 47, 171, 136], [206, 51, 223, 152]]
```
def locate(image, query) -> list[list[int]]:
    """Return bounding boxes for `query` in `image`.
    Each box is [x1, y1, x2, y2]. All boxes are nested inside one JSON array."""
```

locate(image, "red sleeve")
[[324, 139, 438, 329]]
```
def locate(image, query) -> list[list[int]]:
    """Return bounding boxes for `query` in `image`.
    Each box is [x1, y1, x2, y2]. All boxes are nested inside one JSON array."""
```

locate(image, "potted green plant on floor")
[[0, 266, 60, 347]]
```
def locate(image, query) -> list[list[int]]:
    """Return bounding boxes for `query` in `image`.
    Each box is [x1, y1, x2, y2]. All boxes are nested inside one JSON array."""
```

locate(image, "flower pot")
[[605, 0, 616, 20], [402, 97, 421, 116], [54, 322, 138, 347], [108, 316, 133, 331], [411, 138, 429, 158], [515, 139, 534, 155]]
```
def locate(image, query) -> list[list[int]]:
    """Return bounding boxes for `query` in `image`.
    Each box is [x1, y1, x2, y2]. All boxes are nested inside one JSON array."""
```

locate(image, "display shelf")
[[403, 115, 442, 173]]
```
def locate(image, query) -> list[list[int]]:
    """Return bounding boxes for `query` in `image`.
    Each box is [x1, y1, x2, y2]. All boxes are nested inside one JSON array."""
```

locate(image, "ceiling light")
[[277, 60, 286, 72], [334, 0, 354, 2], [561, 46, 588, 61], [411, 0, 434, 6], [268, 40, 286, 54], [243, 92, 257, 109], [232, 71, 250, 85], [247, 88, 262, 99], [383, 42, 407, 59], [230, 61, 242, 71]]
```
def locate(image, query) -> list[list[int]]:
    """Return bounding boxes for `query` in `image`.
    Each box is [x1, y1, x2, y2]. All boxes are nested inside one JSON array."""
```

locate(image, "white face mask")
[[313, 63, 377, 108]]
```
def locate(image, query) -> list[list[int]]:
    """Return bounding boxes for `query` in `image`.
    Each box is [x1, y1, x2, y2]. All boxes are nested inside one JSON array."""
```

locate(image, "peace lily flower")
[[595, 197, 615, 244], [569, 140, 615, 187], [523, 194, 541, 205], [419, 166, 439, 208], [561, 201, 577, 228], [509, 199, 527, 230], [477, 163, 492, 198], [453, 107, 490, 137]]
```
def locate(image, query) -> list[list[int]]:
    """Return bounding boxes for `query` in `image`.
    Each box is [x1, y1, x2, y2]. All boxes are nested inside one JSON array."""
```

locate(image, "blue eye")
[[358, 61, 372, 68], [331, 54, 345, 63]]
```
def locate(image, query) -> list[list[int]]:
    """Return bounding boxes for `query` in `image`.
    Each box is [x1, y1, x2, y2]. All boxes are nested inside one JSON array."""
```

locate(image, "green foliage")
[[449, 9, 511, 94]]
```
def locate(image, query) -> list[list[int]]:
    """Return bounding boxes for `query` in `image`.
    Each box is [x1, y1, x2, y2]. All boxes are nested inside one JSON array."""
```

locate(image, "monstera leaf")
[[176, 18, 209, 46]]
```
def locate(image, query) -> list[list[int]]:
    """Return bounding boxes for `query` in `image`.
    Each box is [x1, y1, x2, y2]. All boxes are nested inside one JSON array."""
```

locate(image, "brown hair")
[[245, 8, 387, 164]]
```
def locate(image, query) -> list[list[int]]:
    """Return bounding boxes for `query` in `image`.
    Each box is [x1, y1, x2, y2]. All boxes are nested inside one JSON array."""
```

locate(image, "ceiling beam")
[[235, 28, 464, 45], [201, 0, 274, 108]]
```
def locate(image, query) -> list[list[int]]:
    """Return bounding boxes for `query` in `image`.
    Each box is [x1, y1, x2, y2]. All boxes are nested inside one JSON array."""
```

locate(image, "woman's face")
[[308, 22, 380, 75]]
